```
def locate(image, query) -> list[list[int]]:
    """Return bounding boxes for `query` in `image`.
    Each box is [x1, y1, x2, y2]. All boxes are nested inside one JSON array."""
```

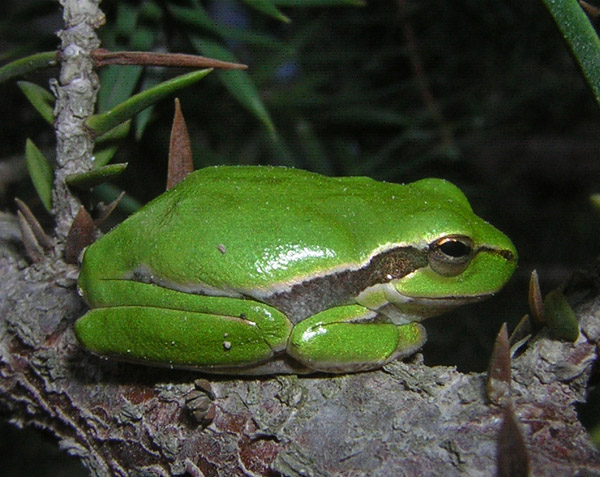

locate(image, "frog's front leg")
[[287, 305, 426, 373], [75, 281, 293, 371]]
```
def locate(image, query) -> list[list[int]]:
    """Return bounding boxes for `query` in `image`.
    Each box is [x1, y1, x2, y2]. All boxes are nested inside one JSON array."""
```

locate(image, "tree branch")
[[52, 0, 103, 241], [1, 247, 599, 475]]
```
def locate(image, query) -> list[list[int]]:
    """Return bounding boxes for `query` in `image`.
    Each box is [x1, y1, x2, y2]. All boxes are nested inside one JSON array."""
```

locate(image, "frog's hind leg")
[[75, 282, 293, 371], [76, 306, 291, 370], [286, 305, 426, 373]]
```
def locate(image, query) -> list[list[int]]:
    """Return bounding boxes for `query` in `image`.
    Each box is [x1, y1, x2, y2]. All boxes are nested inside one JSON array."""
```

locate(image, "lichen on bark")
[[52, 0, 104, 241]]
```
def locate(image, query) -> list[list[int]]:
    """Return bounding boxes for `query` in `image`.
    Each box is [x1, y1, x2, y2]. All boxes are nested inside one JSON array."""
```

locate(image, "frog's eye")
[[428, 235, 474, 277]]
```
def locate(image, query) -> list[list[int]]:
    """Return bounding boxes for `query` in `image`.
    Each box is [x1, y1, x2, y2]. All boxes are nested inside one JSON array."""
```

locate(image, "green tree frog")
[[75, 166, 517, 374]]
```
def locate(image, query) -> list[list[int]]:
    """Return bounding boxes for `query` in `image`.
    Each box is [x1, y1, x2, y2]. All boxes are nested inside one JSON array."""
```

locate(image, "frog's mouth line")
[[389, 288, 496, 304], [359, 282, 494, 324]]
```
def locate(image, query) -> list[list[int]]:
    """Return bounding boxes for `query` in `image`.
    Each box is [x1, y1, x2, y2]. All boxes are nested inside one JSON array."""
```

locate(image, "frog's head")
[[356, 178, 517, 324]]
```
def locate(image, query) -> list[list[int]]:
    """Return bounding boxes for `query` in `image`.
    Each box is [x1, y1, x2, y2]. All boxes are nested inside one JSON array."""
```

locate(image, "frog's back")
[[92, 166, 475, 293]]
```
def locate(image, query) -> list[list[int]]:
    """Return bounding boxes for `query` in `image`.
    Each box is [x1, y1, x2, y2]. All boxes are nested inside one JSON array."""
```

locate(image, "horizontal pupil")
[[439, 241, 470, 257]]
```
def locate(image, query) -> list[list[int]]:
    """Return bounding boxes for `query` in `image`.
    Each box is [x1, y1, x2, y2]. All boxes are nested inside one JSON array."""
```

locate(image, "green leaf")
[[93, 145, 122, 171], [191, 37, 276, 136], [0, 51, 57, 84], [95, 120, 132, 144], [540, 0, 600, 107], [543, 289, 580, 342], [134, 72, 161, 140], [17, 81, 55, 124], [86, 69, 213, 137], [93, 121, 131, 168], [240, 0, 290, 22], [92, 183, 143, 215], [98, 1, 161, 113], [66, 163, 128, 190], [25, 138, 53, 211], [98, 65, 143, 113]]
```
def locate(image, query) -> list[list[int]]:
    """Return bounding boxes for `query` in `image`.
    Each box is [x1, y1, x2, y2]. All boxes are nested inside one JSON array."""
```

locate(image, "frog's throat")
[[355, 281, 489, 325]]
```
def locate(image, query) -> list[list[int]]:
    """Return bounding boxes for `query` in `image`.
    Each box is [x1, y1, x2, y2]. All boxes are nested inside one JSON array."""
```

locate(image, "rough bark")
[[51, 0, 103, 240], [1, 247, 600, 476]]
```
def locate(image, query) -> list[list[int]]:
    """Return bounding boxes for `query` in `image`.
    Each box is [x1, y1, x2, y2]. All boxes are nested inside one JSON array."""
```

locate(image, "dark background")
[[1, 0, 599, 474]]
